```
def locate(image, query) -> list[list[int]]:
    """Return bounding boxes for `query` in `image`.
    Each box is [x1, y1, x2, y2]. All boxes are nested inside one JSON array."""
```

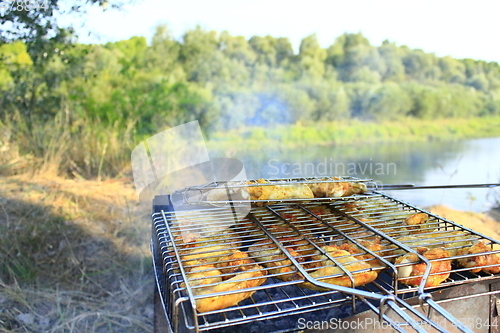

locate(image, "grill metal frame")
[[175, 176, 374, 206], [152, 188, 500, 333]]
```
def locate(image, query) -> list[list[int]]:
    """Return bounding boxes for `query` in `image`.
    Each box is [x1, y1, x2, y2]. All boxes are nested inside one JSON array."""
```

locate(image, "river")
[[210, 137, 500, 213]]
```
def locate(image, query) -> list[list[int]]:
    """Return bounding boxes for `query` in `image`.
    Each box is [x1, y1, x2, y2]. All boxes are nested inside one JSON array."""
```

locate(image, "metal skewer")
[[373, 183, 500, 190]]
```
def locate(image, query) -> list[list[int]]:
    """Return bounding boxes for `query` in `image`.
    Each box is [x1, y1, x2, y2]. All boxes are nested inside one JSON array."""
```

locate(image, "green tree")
[[219, 31, 256, 66], [146, 25, 182, 78], [298, 34, 326, 78], [378, 40, 406, 82], [402, 48, 441, 82], [179, 26, 219, 81], [438, 56, 466, 84], [327, 33, 382, 82], [362, 83, 413, 120], [316, 86, 350, 121], [249, 35, 293, 68]]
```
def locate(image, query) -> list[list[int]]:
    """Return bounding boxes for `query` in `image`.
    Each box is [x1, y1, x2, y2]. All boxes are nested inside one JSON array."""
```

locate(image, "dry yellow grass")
[[0, 175, 153, 332]]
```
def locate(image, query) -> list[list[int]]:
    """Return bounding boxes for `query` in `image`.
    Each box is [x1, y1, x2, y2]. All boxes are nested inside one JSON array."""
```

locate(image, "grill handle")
[[373, 183, 500, 190], [418, 293, 475, 333]]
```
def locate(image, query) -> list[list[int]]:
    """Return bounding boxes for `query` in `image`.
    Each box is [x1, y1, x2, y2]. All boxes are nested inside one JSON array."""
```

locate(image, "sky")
[[64, 0, 500, 63]]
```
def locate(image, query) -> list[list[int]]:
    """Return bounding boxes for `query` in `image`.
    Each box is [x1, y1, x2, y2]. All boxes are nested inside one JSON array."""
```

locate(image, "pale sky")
[[65, 0, 500, 63]]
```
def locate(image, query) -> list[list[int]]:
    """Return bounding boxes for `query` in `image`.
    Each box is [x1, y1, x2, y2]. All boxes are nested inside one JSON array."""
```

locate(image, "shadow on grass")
[[0, 177, 154, 333]]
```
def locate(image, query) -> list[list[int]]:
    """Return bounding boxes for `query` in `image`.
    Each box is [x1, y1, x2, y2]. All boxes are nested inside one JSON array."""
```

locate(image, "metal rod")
[[248, 214, 386, 301], [374, 183, 500, 190], [183, 176, 372, 190], [328, 204, 434, 294], [160, 210, 201, 333], [420, 294, 475, 333]]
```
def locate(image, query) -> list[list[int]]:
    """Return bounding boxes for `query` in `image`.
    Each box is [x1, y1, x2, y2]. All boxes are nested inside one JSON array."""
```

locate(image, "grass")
[[0, 112, 136, 180], [0, 175, 153, 332], [2, 111, 499, 180], [207, 116, 500, 151]]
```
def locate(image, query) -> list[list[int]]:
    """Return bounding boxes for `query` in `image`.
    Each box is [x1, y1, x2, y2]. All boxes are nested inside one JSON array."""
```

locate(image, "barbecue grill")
[[151, 177, 500, 333]]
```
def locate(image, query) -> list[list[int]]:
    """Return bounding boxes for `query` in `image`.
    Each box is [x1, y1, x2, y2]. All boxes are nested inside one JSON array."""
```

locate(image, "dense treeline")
[[1, 25, 500, 177]]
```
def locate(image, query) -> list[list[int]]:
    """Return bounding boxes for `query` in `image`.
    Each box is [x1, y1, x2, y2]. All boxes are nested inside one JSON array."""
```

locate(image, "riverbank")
[[428, 205, 500, 241], [207, 116, 500, 150]]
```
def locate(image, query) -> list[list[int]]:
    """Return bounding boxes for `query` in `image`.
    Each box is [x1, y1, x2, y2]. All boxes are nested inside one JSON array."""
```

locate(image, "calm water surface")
[[211, 137, 500, 212]]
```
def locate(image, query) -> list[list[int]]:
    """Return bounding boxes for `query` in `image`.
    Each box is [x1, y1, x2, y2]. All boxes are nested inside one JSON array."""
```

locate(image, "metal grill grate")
[[153, 191, 500, 332], [175, 176, 374, 206]]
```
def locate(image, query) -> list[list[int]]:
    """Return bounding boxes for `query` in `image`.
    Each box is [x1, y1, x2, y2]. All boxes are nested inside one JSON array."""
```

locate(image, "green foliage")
[[0, 0, 124, 43], [299, 34, 327, 78], [208, 117, 500, 151], [1, 27, 500, 178], [361, 83, 413, 120]]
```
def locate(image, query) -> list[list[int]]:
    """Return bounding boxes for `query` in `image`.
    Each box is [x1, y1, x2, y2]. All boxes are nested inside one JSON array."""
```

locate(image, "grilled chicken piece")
[[184, 255, 267, 313], [390, 231, 473, 257], [205, 186, 244, 201], [339, 238, 386, 268], [307, 205, 332, 216], [179, 239, 267, 313], [175, 232, 242, 250], [180, 244, 238, 267], [207, 178, 366, 205], [249, 239, 378, 290], [402, 213, 431, 234], [218, 251, 256, 275], [456, 241, 500, 274], [301, 246, 378, 290], [309, 178, 367, 198], [242, 179, 314, 204], [247, 237, 317, 281], [395, 247, 451, 287]]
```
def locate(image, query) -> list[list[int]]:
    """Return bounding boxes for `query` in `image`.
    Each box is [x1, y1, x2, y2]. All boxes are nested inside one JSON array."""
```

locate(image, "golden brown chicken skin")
[[182, 250, 267, 313], [339, 238, 386, 268], [309, 178, 367, 198], [302, 246, 378, 290], [247, 236, 317, 281], [456, 241, 500, 274], [243, 179, 314, 205], [395, 247, 451, 287], [390, 231, 473, 257], [185, 262, 267, 313], [249, 239, 378, 290], [402, 213, 430, 234]]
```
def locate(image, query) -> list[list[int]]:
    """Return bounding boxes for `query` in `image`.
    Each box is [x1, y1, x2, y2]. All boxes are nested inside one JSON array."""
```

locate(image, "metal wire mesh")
[[153, 191, 500, 332]]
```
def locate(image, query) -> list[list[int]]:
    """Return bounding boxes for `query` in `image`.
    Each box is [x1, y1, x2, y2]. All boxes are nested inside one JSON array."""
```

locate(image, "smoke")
[[131, 120, 251, 241], [245, 93, 290, 126], [216, 90, 293, 130]]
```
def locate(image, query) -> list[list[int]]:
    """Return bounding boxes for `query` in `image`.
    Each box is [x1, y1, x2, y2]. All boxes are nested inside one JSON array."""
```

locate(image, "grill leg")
[[154, 284, 170, 333]]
